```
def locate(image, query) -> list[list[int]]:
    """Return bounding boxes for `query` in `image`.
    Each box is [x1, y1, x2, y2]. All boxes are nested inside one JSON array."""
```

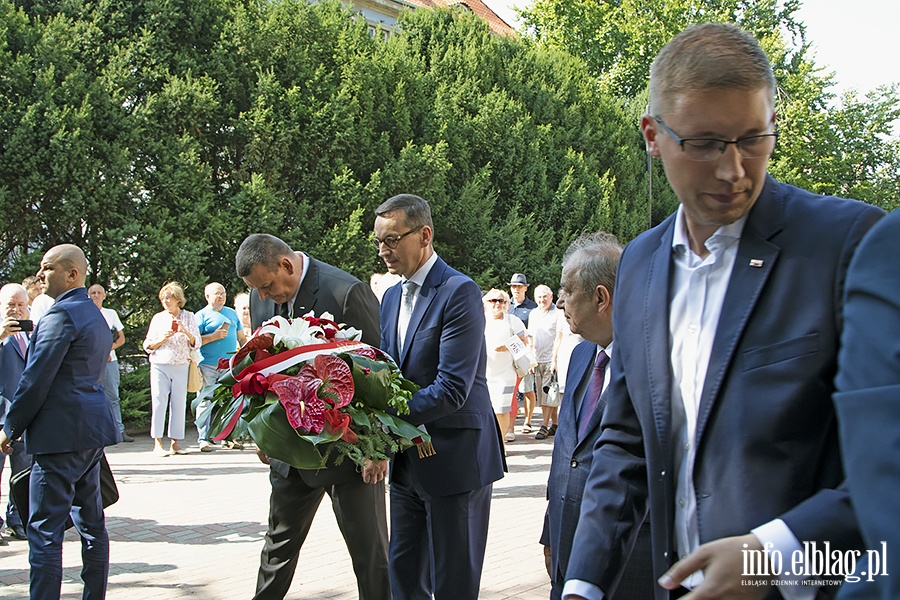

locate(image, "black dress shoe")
[[121, 433, 135, 442], [9, 525, 26, 540]]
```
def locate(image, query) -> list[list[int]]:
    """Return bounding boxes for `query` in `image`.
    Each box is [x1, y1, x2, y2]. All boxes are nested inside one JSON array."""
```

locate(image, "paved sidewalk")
[[0, 424, 554, 599]]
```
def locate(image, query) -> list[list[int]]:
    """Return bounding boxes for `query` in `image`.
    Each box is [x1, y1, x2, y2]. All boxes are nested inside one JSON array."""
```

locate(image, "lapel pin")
[[749, 259, 764, 268]]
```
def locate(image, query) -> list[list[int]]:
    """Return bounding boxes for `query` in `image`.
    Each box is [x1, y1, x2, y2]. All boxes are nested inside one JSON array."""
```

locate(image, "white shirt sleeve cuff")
[[751, 519, 817, 600], [562, 579, 604, 600]]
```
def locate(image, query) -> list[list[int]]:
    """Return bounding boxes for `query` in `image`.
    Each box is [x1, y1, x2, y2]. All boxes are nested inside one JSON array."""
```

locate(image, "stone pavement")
[[0, 422, 554, 599]]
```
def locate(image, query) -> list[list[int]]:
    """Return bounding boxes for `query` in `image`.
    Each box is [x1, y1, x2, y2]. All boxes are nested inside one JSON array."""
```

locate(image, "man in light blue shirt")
[[194, 282, 245, 451]]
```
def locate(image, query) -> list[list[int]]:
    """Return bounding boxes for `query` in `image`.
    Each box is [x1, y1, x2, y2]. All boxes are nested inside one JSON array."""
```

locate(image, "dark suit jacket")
[[542, 340, 604, 581], [379, 256, 505, 496], [0, 331, 28, 422], [249, 256, 381, 486], [835, 208, 900, 600], [3, 287, 119, 454], [566, 177, 883, 599], [542, 340, 652, 599]]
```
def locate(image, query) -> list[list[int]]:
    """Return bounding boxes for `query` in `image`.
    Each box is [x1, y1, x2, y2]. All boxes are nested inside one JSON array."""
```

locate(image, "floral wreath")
[[201, 312, 432, 469]]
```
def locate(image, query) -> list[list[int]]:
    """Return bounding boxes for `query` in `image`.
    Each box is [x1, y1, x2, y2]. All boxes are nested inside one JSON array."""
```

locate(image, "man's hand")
[[216, 324, 229, 340], [0, 431, 12, 455], [543, 544, 552, 578], [361, 459, 388, 484], [659, 534, 771, 599], [0, 316, 22, 341], [256, 449, 270, 465]]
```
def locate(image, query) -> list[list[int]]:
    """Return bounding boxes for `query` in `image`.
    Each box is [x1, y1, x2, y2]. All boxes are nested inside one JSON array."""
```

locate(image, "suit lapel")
[[566, 342, 596, 447], [399, 258, 445, 367], [646, 219, 677, 456], [381, 283, 401, 362], [294, 257, 319, 317], [695, 179, 783, 447]]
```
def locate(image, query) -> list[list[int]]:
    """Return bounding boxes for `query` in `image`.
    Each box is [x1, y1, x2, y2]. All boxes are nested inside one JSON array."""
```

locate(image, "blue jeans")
[[28, 448, 109, 600], [104, 360, 124, 434], [194, 364, 222, 443]]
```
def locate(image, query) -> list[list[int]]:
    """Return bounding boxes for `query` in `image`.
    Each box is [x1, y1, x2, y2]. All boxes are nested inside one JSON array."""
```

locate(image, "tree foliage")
[[3, 0, 895, 382], [0, 0, 647, 358], [523, 0, 899, 212]]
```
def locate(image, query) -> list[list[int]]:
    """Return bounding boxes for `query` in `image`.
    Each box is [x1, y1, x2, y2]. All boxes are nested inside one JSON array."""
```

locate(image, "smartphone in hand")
[[13, 319, 33, 332]]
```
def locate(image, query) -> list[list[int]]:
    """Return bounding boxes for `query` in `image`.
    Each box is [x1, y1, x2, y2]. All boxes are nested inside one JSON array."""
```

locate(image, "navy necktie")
[[278, 302, 290, 319], [578, 349, 609, 438]]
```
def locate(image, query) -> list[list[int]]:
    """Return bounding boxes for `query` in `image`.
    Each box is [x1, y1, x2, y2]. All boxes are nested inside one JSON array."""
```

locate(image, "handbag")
[[543, 372, 561, 407], [187, 359, 203, 393], [512, 353, 531, 378], [504, 315, 532, 378], [11, 452, 119, 529]]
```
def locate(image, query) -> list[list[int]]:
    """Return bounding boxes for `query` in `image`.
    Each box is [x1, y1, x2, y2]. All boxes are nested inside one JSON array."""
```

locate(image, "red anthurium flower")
[[217, 357, 231, 370], [353, 346, 378, 360], [296, 355, 354, 409], [352, 346, 391, 362], [266, 373, 292, 386], [272, 378, 326, 433], [233, 333, 275, 365], [324, 408, 357, 443]]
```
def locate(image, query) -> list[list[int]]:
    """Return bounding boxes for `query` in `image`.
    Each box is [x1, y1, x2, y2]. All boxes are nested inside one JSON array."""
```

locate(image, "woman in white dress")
[[482, 289, 527, 445]]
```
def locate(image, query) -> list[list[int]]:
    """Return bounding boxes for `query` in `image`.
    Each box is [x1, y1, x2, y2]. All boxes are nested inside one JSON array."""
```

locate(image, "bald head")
[[39, 244, 88, 298], [205, 281, 227, 311], [49, 244, 87, 275], [88, 284, 107, 308]]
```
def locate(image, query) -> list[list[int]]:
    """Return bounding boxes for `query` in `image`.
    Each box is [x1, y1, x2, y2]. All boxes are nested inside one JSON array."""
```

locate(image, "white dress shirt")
[[396, 251, 438, 346], [669, 208, 812, 599], [564, 207, 812, 600]]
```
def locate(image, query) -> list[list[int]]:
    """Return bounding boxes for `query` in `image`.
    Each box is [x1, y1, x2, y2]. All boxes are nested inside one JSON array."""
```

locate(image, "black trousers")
[[252, 465, 391, 600]]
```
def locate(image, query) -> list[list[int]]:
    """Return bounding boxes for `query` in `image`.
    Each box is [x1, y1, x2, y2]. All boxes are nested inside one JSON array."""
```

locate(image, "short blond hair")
[[649, 23, 776, 117], [158, 281, 186, 308]]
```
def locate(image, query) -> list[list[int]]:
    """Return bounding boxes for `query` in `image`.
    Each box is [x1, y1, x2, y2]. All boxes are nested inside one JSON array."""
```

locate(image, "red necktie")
[[577, 349, 609, 438]]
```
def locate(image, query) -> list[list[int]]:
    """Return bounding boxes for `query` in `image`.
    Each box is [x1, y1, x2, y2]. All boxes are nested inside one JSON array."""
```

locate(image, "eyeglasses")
[[371, 225, 424, 250], [654, 117, 778, 162], [487, 298, 507, 304]]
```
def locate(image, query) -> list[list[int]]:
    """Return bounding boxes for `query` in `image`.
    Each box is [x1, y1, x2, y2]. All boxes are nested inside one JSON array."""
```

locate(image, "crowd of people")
[[1, 21, 898, 600]]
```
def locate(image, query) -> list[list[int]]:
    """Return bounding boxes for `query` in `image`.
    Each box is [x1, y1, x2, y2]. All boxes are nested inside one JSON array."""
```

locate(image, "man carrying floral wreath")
[[374, 194, 506, 599], [235, 233, 389, 600]]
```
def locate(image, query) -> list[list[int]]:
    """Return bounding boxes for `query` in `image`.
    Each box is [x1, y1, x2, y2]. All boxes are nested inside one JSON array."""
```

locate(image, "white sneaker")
[[199, 441, 215, 452]]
